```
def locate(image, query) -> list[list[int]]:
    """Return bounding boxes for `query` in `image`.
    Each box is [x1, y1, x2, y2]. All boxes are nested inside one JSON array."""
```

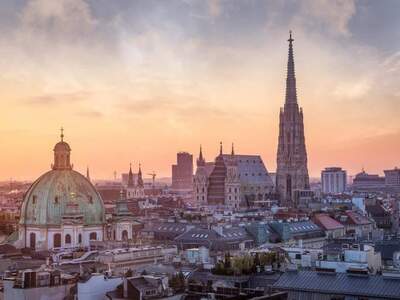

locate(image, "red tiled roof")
[[314, 213, 344, 230], [345, 210, 371, 225]]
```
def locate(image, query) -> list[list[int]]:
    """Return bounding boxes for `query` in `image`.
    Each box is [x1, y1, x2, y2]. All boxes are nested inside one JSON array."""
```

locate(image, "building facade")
[[126, 164, 145, 199], [193, 144, 274, 209], [276, 32, 310, 207], [171, 152, 193, 191], [384, 167, 400, 191], [321, 167, 347, 194], [352, 170, 385, 192]]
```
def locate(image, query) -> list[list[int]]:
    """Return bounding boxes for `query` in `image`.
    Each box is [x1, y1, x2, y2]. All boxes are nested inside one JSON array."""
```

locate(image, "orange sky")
[[0, 0, 399, 181]]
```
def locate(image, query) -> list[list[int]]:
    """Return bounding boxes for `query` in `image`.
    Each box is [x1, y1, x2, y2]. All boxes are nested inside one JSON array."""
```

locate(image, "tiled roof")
[[273, 271, 400, 299], [314, 214, 344, 230], [344, 211, 372, 225], [221, 154, 273, 185]]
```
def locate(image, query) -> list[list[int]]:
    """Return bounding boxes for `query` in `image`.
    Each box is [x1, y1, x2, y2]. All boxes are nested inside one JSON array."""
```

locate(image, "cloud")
[[207, 0, 222, 17], [76, 110, 103, 118], [333, 78, 371, 100], [120, 96, 227, 120], [26, 91, 90, 105], [295, 0, 357, 36], [19, 0, 97, 38]]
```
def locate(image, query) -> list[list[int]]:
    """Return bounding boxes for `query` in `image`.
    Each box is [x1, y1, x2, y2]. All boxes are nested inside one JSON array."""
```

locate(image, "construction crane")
[[147, 171, 156, 195]]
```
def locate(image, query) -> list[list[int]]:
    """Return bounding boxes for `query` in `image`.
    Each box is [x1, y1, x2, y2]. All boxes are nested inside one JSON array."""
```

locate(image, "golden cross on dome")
[[60, 127, 64, 142]]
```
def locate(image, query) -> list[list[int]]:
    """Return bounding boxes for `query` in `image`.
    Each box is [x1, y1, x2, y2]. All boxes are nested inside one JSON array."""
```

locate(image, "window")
[[65, 234, 71, 244], [54, 196, 59, 204], [122, 230, 128, 241], [32, 195, 37, 204], [89, 232, 97, 241], [78, 234, 82, 244], [29, 232, 36, 249], [54, 233, 61, 248], [88, 196, 93, 204]]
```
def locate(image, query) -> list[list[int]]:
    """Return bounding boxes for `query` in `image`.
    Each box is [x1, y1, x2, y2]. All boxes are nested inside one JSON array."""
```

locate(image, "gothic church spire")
[[285, 30, 297, 105]]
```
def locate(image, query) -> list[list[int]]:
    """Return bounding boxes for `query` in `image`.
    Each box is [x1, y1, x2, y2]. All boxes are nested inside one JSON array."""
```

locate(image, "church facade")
[[126, 163, 145, 199], [276, 32, 310, 207], [15, 130, 140, 251], [193, 144, 274, 209]]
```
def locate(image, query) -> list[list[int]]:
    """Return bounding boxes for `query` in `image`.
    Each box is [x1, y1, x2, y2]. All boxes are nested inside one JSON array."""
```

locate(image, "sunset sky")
[[0, 0, 399, 181]]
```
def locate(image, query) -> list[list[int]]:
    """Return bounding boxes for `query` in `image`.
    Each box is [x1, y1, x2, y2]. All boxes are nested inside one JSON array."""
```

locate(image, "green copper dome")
[[20, 169, 105, 226], [20, 130, 105, 227]]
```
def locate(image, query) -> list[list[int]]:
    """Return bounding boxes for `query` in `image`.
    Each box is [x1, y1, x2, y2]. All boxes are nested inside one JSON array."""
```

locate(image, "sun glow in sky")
[[0, 0, 399, 180]]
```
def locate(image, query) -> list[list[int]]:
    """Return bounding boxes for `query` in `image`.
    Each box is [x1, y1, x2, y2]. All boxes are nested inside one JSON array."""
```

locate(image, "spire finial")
[[60, 127, 64, 142], [199, 144, 204, 160], [219, 141, 223, 155], [285, 30, 297, 104], [288, 30, 294, 43], [231, 143, 235, 156]]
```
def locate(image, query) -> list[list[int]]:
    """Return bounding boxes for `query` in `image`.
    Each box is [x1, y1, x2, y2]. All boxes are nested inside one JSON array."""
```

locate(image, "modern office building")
[[171, 152, 193, 191], [321, 167, 347, 194]]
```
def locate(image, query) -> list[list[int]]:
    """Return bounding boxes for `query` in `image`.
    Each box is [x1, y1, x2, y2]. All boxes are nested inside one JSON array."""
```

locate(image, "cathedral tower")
[[193, 145, 208, 205], [276, 32, 310, 206]]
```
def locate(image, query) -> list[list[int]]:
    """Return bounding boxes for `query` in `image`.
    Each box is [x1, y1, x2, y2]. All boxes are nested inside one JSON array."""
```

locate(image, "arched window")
[[29, 232, 36, 249], [89, 232, 97, 241], [78, 233, 82, 244], [65, 234, 71, 244], [54, 233, 61, 248], [122, 230, 128, 241]]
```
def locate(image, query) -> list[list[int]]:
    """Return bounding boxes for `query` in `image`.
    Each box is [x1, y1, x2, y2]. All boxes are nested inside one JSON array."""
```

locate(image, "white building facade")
[[321, 167, 347, 194]]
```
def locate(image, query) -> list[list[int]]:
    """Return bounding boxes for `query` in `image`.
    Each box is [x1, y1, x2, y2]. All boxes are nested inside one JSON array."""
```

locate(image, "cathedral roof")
[[221, 154, 274, 186]]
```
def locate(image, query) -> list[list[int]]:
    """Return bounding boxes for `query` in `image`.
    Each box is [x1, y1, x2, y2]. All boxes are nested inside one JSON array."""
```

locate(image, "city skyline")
[[0, 0, 399, 180]]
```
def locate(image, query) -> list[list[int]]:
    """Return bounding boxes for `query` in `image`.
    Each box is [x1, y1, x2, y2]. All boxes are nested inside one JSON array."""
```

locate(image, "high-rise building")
[[171, 152, 193, 191], [321, 167, 347, 194], [276, 32, 310, 206]]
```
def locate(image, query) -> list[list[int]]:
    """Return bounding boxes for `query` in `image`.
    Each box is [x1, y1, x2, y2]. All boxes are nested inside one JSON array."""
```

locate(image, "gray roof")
[[142, 222, 189, 234], [221, 154, 273, 186], [273, 271, 400, 299], [285, 221, 321, 234]]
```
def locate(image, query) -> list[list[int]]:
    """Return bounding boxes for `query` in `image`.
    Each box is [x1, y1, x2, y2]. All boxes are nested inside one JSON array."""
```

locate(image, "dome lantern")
[[53, 127, 72, 170]]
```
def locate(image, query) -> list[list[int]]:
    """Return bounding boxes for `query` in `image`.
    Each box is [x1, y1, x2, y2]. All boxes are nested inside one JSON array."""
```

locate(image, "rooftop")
[[273, 270, 400, 299], [314, 214, 344, 230]]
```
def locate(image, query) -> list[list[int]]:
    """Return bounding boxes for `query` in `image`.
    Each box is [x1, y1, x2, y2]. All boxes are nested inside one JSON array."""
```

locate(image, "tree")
[[224, 252, 232, 269]]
